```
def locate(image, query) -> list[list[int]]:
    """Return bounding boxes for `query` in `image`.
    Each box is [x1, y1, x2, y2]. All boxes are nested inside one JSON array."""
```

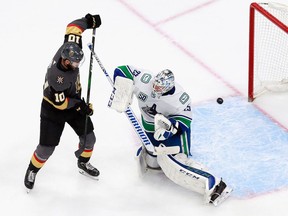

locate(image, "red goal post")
[[248, 2, 288, 102]]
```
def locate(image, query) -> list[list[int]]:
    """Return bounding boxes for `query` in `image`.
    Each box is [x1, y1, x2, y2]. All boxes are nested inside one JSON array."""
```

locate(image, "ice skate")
[[78, 161, 100, 180], [24, 168, 37, 193], [209, 180, 232, 206]]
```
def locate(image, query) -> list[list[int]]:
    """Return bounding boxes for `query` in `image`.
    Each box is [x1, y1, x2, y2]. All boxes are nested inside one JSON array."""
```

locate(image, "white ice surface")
[[1, 0, 288, 215]]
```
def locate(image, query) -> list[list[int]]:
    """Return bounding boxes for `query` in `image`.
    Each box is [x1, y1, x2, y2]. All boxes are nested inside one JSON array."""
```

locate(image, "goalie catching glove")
[[108, 76, 134, 113], [154, 114, 179, 141]]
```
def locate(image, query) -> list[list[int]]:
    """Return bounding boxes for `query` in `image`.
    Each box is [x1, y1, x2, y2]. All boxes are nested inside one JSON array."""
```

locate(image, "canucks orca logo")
[[141, 104, 157, 118]]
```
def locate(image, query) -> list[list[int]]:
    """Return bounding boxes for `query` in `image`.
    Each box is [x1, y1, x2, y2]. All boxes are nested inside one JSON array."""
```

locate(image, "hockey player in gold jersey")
[[24, 13, 101, 191]]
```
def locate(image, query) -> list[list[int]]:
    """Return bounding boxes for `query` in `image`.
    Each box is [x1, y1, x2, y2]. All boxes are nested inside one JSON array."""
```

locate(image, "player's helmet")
[[152, 69, 175, 96], [61, 42, 84, 69]]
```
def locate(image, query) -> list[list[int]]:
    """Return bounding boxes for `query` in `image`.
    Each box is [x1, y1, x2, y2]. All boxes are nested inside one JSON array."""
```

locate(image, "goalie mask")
[[152, 69, 175, 97], [61, 42, 85, 69]]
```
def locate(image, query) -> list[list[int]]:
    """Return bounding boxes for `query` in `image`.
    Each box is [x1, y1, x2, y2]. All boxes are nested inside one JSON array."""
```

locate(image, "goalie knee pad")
[[157, 153, 220, 203]]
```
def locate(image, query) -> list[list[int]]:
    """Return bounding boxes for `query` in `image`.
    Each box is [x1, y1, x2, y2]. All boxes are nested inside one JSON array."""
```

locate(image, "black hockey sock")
[[28, 162, 40, 173]]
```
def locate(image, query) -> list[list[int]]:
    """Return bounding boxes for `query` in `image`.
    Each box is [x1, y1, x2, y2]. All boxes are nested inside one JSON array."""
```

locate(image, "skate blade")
[[78, 169, 99, 180], [211, 187, 233, 206], [26, 188, 31, 194]]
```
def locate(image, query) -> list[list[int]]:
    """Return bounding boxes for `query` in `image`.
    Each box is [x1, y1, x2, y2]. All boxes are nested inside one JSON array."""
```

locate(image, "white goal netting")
[[252, 2, 288, 98]]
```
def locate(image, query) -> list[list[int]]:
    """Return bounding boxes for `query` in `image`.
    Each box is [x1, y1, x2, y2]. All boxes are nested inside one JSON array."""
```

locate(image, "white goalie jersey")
[[111, 65, 192, 134], [135, 74, 191, 129]]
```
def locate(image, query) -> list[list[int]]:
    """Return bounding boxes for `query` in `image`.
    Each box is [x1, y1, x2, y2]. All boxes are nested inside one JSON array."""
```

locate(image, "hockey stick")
[[87, 43, 179, 155], [74, 28, 96, 158]]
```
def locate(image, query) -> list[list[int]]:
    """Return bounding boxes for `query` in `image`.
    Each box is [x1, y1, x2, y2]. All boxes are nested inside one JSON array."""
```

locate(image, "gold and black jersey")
[[43, 17, 90, 110]]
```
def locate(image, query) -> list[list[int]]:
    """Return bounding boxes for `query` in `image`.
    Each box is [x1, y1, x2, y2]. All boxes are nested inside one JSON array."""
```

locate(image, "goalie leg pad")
[[157, 153, 221, 202], [108, 76, 134, 113], [173, 153, 208, 171]]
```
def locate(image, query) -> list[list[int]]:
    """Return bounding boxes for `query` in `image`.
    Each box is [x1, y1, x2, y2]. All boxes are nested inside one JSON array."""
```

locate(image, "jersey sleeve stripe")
[[66, 24, 84, 36], [170, 115, 192, 128], [43, 96, 69, 110]]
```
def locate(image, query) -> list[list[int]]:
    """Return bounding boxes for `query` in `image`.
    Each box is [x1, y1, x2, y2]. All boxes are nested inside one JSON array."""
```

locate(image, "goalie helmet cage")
[[248, 2, 288, 102]]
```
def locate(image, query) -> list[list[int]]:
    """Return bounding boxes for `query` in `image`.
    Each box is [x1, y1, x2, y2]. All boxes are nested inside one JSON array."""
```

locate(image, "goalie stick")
[[87, 43, 179, 155]]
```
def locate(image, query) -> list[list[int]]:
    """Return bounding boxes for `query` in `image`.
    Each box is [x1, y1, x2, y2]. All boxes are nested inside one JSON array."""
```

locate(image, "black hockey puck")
[[217, 97, 223, 104]]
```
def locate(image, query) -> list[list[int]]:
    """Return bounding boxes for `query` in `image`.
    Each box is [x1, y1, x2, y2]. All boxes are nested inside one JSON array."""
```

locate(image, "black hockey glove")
[[76, 98, 94, 116], [85, 13, 101, 29]]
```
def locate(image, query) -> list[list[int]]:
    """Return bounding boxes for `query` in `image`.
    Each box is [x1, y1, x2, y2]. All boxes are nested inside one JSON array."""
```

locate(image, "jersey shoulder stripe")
[[115, 65, 134, 80]]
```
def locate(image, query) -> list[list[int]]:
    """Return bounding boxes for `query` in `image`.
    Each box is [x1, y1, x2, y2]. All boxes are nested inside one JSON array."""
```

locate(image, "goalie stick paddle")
[[74, 28, 96, 158], [87, 43, 180, 155]]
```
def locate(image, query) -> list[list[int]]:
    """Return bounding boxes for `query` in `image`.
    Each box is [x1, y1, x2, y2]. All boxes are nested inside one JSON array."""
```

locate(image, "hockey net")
[[248, 2, 288, 102]]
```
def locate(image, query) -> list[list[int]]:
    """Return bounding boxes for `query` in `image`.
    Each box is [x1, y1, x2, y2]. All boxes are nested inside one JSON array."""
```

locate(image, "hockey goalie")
[[108, 65, 232, 206]]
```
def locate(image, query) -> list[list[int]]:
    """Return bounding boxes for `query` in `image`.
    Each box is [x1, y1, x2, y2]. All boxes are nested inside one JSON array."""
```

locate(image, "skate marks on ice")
[[191, 96, 288, 198]]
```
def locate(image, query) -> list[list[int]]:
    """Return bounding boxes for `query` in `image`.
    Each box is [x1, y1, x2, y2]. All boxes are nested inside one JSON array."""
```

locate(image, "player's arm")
[[64, 13, 101, 48], [154, 103, 192, 141], [43, 86, 93, 115], [43, 78, 82, 110], [153, 114, 179, 141], [43, 84, 80, 110], [171, 103, 192, 134]]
